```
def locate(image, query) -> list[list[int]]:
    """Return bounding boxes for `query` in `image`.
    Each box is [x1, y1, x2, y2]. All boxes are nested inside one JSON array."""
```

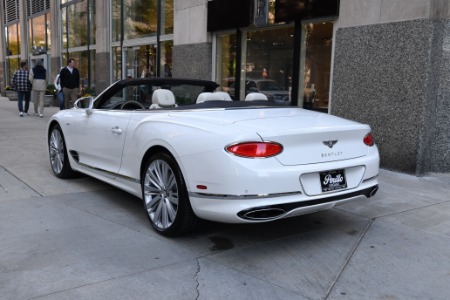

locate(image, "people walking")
[[59, 58, 80, 109], [12, 61, 32, 117], [29, 59, 47, 118], [54, 68, 65, 110]]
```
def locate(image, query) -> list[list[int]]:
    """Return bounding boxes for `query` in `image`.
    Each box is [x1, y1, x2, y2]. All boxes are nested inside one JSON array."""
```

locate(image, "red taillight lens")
[[226, 142, 283, 158], [364, 133, 374, 146]]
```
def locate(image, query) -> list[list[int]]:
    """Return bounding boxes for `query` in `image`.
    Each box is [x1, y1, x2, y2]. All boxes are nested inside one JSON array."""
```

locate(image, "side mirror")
[[74, 97, 94, 114]]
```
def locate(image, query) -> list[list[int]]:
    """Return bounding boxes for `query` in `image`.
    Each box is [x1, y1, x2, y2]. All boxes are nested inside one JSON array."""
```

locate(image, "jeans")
[[17, 91, 31, 113], [57, 91, 65, 110]]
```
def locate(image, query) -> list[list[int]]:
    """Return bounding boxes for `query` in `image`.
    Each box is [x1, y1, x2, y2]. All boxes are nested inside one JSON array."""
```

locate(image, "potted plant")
[[45, 84, 56, 107], [3, 85, 18, 101]]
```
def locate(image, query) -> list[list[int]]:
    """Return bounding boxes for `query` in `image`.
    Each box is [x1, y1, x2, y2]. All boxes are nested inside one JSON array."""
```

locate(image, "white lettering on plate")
[[323, 174, 344, 185]]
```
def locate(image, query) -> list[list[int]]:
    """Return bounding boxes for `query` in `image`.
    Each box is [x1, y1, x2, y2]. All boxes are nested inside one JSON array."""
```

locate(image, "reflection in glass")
[[29, 14, 51, 53], [124, 0, 158, 39], [299, 22, 333, 110], [216, 33, 237, 98], [160, 40, 173, 77], [6, 24, 20, 56], [124, 45, 157, 79], [63, 1, 95, 48]]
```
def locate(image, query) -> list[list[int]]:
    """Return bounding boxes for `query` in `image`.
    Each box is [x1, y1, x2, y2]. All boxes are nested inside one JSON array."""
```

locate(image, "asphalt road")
[[1, 97, 449, 300]]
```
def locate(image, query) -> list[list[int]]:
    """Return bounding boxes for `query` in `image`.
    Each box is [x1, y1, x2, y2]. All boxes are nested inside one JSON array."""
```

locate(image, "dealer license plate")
[[320, 169, 347, 192]]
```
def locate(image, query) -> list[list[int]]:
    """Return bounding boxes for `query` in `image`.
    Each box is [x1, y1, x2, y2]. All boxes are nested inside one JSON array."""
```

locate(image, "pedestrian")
[[29, 59, 47, 118], [59, 58, 80, 109], [54, 68, 65, 110], [12, 61, 32, 117]]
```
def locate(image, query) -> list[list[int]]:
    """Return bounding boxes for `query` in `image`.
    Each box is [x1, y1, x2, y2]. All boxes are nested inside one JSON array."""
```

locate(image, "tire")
[[48, 124, 76, 179], [142, 152, 199, 236]]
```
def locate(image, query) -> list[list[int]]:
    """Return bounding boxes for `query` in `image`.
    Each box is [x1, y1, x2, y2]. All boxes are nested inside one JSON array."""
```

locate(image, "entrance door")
[[124, 45, 157, 79]]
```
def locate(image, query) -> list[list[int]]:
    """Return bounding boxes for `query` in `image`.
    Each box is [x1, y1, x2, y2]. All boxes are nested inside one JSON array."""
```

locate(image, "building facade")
[[1, 0, 449, 175]]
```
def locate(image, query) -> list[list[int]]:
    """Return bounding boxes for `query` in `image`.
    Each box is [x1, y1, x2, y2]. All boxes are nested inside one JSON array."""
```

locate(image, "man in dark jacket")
[[59, 58, 80, 109]]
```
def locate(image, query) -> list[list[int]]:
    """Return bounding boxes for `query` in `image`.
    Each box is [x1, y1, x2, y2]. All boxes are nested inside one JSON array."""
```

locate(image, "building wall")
[[331, 0, 450, 174], [172, 0, 212, 79]]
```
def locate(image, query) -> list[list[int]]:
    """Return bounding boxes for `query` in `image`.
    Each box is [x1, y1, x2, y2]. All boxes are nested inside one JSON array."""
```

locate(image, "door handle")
[[111, 126, 123, 135]]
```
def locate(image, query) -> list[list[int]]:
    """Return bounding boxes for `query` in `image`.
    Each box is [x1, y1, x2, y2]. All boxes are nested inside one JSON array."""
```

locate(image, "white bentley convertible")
[[47, 78, 379, 236]]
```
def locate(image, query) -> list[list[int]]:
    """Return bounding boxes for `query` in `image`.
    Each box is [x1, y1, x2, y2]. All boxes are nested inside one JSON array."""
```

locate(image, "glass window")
[[124, 45, 157, 79], [215, 33, 237, 99], [299, 21, 333, 111], [124, 0, 158, 39], [111, 0, 121, 42], [62, 1, 95, 48], [6, 24, 20, 56], [29, 14, 51, 53], [242, 26, 294, 103], [162, 0, 174, 35], [5, 57, 20, 88], [160, 40, 173, 77]]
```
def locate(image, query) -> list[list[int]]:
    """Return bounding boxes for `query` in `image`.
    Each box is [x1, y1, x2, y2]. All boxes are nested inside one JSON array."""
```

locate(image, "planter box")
[[44, 95, 54, 107], [5, 90, 18, 101]]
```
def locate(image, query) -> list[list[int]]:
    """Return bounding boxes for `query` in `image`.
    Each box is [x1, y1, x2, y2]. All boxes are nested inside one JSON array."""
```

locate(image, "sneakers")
[[39, 114, 43, 118], [19, 112, 23, 117], [34, 112, 39, 116], [23, 113, 28, 116]]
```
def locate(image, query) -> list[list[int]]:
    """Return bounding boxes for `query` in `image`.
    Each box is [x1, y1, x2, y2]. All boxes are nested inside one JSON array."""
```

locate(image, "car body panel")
[[47, 78, 380, 227]]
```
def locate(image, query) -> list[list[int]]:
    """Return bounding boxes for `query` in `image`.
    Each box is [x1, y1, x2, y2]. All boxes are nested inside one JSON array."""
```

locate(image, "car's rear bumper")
[[189, 177, 378, 223]]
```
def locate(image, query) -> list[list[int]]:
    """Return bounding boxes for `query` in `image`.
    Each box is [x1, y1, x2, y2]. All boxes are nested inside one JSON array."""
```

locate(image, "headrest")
[[213, 92, 232, 101], [196, 92, 232, 103], [152, 89, 175, 107], [196, 92, 214, 104], [245, 92, 268, 101]]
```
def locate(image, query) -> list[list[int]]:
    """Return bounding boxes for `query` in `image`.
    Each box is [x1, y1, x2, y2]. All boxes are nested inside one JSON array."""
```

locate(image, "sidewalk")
[[1, 96, 450, 299]]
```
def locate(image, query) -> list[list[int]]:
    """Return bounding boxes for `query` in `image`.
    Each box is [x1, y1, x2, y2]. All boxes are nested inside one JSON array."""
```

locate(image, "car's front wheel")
[[48, 124, 75, 179], [142, 152, 199, 236]]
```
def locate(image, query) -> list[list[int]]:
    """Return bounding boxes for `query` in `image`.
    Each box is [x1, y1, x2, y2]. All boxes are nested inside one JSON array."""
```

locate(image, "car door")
[[71, 108, 132, 178]]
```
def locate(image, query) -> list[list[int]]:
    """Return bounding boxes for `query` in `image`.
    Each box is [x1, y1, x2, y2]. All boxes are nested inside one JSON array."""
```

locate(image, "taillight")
[[226, 142, 283, 158], [364, 133, 374, 146]]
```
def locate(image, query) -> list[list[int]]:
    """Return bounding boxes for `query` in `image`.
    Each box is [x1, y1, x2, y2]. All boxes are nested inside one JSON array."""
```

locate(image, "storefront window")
[[299, 21, 333, 111], [111, 0, 121, 42], [162, 0, 174, 35], [6, 24, 20, 56], [216, 33, 237, 98], [124, 45, 157, 78], [160, 40, 173, 77], [28, 14, 51, 53], [242, 26, 294, 102], [62, 1, 95, 48], [124, 0, 158, 39]]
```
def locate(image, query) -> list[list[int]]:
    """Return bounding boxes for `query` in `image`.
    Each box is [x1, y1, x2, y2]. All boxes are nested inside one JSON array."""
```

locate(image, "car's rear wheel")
[[48, 124, 75, 179], [142, 152, 199, 236]]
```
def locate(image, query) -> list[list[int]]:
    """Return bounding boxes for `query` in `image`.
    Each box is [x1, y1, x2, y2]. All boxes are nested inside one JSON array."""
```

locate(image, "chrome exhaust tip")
[[240, 208, 286, 221], [369, 185, 379, 197]]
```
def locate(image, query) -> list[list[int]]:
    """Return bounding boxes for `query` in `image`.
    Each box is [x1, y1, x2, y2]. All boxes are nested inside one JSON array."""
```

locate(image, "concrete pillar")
[[331, 0, 450, 174]]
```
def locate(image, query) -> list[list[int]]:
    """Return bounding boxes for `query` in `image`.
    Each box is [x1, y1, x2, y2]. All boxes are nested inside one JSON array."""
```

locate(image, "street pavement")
[[1, 96, 449, 300]]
